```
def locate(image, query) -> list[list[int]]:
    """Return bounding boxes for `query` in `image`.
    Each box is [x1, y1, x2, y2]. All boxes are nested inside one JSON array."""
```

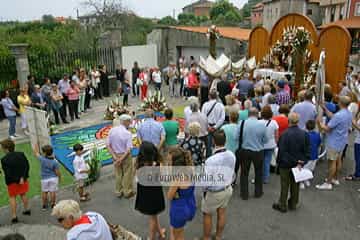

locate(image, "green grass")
[[173, 105, 185, 118], [0, 143, 74, 207]]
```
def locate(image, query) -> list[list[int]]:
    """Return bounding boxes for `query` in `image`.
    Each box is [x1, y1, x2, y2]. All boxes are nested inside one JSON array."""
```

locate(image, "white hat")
[[119, 114, 132, 121]]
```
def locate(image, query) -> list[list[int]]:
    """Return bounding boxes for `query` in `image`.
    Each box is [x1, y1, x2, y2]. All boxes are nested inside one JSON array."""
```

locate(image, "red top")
[[187, 73, 199, 89], [67, 86, 80, 100], [272, 115, 289, 136], [74, 215, 91, 226]]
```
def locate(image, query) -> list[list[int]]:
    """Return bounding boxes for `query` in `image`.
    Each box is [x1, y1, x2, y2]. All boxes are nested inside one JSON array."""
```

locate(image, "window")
[[307, 9, 312, 15], [340, 4, 345, 19], [330, 6, 335, 22], [355, 3, 360, 16]]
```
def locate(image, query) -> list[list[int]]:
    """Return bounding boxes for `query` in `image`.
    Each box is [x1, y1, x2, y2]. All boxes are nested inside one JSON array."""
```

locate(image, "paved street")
[[0, 87, 360, 239]]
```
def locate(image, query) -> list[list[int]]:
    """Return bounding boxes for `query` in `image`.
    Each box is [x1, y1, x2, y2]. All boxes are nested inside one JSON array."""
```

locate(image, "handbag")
[[136, 78, 143, 86]]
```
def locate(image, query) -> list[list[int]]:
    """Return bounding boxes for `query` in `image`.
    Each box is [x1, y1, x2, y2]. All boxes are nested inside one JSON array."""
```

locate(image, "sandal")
[[80, 196, 90, 202], [158, 228, 166, 240]]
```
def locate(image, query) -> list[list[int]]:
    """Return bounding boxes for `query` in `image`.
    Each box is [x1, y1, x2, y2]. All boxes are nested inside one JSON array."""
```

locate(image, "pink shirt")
[[67, 87, 80, 100]]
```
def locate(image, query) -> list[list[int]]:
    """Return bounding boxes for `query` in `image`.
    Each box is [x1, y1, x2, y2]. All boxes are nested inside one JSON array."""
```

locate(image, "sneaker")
[[305, 180, 311, 187], [331, 179, 340, 186], [316, 182, 333, 190], [42, 205, 48, 211], [9, 136, 16, 140], [22, 210, 31, 216], [300, 183, 305, 189]]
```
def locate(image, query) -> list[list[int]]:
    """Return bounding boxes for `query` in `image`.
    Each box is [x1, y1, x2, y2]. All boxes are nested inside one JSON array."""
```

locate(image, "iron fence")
[[0, 55, 17, 91]]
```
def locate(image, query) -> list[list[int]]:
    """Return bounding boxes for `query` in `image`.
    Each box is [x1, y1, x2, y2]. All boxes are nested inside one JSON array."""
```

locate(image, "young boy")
[[301, 120, 322, 189], [73, 143, 90, 201], [33, 144, 61, 210]]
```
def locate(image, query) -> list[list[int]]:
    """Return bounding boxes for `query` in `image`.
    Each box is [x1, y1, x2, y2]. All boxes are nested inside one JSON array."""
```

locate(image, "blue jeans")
[[263, 148, 274, 183], [8, 115, 16, 137], [354, 143, 360, 177]]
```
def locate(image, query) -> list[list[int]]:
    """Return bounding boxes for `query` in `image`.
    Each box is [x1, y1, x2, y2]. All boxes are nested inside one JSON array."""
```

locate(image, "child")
[[73, 143, 90, 201], [123, 79, 131, 107], [33, 144, 61, 210], [301, 120, 322, 189], [167, 147, 196, 240]]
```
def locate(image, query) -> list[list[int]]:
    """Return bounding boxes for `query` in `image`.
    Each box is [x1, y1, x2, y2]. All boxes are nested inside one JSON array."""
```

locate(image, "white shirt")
[[184, 106, 193, 122], [261, 92, 272, 107], [186, 112, 208, 137], [91, 70, 100, 87], [201, 99, 225, 129], [152, 71, 162, 83], [348, 102, 359, 118], [260, 119, 279, 149], [73, 155, 89, 180]]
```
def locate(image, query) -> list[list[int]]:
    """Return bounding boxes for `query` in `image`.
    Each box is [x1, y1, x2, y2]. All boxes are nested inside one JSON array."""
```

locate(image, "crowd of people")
[[0, 65, 111, 140], [1, 57, 360, 240]]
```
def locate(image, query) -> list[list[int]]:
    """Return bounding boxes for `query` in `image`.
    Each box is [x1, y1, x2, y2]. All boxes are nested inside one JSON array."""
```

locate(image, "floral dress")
[[180, 136, 205, 166]]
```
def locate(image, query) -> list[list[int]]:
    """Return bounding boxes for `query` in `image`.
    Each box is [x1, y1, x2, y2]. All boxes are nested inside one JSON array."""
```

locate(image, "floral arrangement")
[[206, 25, 221, 39], [140, 90, 167, 112], [104, 95, 129, 120], [262, 26, 313, 70]]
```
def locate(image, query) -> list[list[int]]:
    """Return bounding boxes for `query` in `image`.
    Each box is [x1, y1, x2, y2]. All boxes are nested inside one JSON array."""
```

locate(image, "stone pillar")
[[8, 43, 30, 88]]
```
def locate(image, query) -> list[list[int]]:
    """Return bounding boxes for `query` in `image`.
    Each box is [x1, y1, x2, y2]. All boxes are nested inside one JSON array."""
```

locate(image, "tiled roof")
[[183, 0, 214, 9], [171, 26, 251, 41], [319, 17, 360, 29]]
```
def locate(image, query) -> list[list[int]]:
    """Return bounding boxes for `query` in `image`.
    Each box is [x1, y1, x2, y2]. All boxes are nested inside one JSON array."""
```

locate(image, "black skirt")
[[135, 183, 165, 215]]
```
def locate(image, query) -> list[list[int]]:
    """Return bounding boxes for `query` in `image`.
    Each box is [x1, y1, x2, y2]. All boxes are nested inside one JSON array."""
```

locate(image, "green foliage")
[[241, 0, 262, 18], [158, 16, 178, 26], [178, 13, 198, 26], [210, 0, 241, 25], [42, 14, 56, 24], [87, 145, 101, 184]]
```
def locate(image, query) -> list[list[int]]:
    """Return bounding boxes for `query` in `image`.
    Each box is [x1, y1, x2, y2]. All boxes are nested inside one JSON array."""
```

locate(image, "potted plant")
[[87, 144, 101, 184]]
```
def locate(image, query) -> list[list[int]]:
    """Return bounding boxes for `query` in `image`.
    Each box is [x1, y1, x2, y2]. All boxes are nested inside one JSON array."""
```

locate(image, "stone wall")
[[147, 28, 247, 68]]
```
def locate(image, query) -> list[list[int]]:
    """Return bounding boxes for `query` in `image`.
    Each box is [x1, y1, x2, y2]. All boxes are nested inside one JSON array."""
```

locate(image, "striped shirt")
[[276, 90, 290, 105]]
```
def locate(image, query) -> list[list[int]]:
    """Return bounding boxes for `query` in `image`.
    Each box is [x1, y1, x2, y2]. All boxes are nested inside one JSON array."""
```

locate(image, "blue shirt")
[[291, 101, 317, 129], [237, 79, 254, 97], [137, 118, 166, 146], [239, 117, 268, 151], [1, 98, 16, 117], [308, 131, 321, 160], [38, 156, 59, 180], [221, 123, 239, 154], [324, 101, 337, 123], [326, 109, 352, 152]]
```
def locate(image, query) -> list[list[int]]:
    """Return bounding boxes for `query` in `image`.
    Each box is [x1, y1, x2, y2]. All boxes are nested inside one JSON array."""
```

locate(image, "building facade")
[[251, 3, 264, 28], [348, 0, 360, 17], [147, 27, 249, 68], [183, 0, 214, 17], [263, 0, 321, 30], [320, 0, 348, 24]]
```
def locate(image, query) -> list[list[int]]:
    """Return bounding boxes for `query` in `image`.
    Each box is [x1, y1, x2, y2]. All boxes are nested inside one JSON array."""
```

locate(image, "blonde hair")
[[52, 200, 82, 220], [225, 95, 235, 106], [188, 122, 201, 137], [244, 99, 252, 109]]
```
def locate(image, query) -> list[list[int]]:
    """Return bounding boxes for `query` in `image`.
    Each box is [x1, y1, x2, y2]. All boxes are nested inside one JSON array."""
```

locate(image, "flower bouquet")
[[140, 90, 167, 112], [104, 95, 129, 120]]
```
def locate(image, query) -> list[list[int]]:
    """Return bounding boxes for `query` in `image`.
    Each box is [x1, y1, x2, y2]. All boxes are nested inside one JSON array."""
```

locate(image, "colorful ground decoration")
[[51, 113, 185, 174]]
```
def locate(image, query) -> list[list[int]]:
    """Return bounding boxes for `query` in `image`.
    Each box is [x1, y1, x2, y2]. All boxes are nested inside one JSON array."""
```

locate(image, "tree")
[[177, 13, 197, 26], [42, 15, 56, 24], [241, 0, 262, 18], [210, 0, 241, 24], [158, 16, 177, 26]]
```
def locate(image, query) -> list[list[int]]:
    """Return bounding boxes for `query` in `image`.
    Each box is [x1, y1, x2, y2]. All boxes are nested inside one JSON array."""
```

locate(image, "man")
[[201, 90, 225, 157], [31, 85, 46, 110], [217, 73, 231, 105], [272, 113, 310, 213], [236, 73, 254, 101], [254, 74, 264, 88], [345, 65, 354, 86], [167, 63, 179, 97], [200, 70, 209, 107], [58, 74, 70, 118], [338, 81, 351, 97], [132, 61, 141, 97], [291, 90, 317, 129], [107, 114, 135, 198], [137, 109, 166, 150], [316, 96, 353, 190], [239, 108, 268, 200], [27, 75, 35, 97], [115, 64, 125, 94], [202, 130, 235, 240], [276, 80, 291, 105]]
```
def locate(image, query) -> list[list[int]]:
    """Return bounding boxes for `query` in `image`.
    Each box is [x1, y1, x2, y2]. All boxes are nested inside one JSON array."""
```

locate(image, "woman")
[[66, 80, 80, 121], [268, 95, 280, 116], [84, 70, 92, 110], [17, 87, 31, 135], [225, 95, 241, 123], [272, 104, 290, 136], [78, 69, 88, 113], [180, 122, 205, 166], [1, 90, 18, 139], [52, 199, 112, 240], [238, 99, 252, 122], [50, 84, 68, 124], [162, 108, 179, 150], [221, 111, 239, 155], [260, 105, 279, 183], [167, 147, 196, 240], [152, 67, 162, 91], [1, 139, 31, 223], [187, 67, 199, 97], [140, 68, 149, 100], [180, 64, 189, 98], [91, 65, 102, 100], [135, 142, 166, 240], [347, 92, 358, 118]]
